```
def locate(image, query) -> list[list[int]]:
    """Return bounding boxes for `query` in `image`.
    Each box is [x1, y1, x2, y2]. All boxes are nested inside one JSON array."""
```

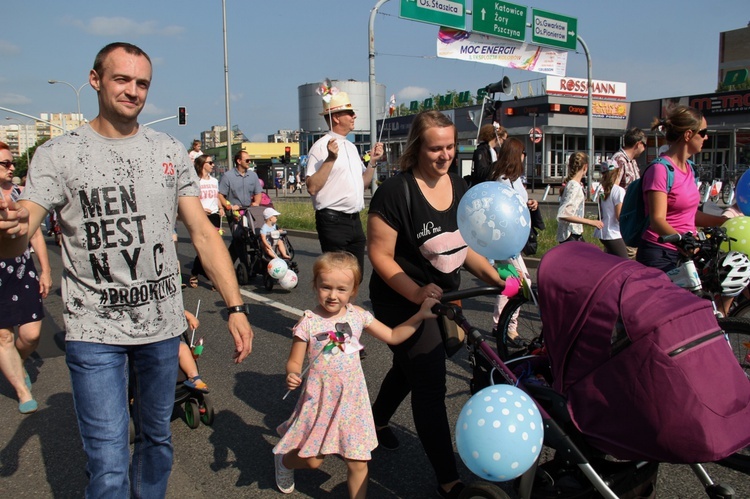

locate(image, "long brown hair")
[[399, 111, 456, 172], [490, 137, 524, 182], [565, 152, 588, 182], [599, 164, 619, 200], [194, 155, 212, 178]]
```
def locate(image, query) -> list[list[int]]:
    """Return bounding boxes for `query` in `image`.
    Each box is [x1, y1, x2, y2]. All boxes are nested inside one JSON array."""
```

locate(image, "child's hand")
[[286, 372, 302, 391], [420, 297, 440, 319], [184, 310, 200, 330]]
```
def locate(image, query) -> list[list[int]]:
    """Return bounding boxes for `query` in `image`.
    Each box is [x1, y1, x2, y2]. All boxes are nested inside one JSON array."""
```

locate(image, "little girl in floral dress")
[[273, 251, 438, 498]]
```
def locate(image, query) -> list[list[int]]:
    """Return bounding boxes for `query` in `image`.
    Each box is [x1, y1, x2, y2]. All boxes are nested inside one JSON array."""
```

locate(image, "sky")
[[1, 1, 747, 147]]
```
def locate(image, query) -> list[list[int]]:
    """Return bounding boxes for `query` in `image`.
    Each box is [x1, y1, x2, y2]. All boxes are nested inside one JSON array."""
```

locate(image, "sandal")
[[188, 276, 199, 288], [184, 375, 209, 393]]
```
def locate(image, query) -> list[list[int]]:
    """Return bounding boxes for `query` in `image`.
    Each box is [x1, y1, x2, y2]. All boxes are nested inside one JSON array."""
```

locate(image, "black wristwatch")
[[226, 304, 249, 315]]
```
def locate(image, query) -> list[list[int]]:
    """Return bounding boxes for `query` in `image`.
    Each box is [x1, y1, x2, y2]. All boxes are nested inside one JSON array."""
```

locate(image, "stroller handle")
[[440, 286, 504, 302]]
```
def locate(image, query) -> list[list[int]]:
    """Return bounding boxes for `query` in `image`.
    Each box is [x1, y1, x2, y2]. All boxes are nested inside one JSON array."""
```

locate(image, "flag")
[[388, 94, 396, 116]]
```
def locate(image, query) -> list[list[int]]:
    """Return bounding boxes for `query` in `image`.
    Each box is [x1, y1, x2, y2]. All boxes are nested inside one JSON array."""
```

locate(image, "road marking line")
[[240, 288, 303, 316]]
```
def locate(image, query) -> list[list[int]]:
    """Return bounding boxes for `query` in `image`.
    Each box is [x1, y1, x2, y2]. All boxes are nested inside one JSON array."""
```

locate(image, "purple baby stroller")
[[537, 242, 750, 464]]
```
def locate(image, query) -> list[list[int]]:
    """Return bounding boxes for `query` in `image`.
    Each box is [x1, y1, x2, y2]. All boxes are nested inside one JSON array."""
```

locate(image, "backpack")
[[619, 157, 696, 247], [538, 242, 750, 463]]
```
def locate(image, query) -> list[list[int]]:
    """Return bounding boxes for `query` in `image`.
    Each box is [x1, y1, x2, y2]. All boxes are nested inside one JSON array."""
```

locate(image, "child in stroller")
[[259, 207, 293, 262], [230, 205, 298, 290]]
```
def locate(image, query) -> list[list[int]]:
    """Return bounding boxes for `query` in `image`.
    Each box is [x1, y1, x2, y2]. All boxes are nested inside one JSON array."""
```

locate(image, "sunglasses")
[[0, 160, 16, 168], [206, 161, 214, 165], [244, 159, 252, 164], [696, 128, 708, 138]]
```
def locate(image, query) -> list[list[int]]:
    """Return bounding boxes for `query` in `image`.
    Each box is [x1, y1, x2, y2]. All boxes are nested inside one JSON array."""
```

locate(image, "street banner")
[[436, 28, 568, 76]]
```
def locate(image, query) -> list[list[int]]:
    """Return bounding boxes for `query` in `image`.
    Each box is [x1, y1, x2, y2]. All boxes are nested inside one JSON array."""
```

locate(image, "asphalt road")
[[0, 227, 748, 498]]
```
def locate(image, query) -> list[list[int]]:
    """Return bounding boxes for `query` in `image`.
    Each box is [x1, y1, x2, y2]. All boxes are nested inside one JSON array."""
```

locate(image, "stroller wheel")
[[236, 263, 249, 285], [264, 273, 274, 291], [185, 399, 201, 429], [460, 481, 511, 498], [200, 395, 215, 426]]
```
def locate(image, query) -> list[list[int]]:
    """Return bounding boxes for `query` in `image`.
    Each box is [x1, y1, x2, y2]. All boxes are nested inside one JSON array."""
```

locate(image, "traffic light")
[[178, 106, 187, 126], [284, 146, 291, 164]]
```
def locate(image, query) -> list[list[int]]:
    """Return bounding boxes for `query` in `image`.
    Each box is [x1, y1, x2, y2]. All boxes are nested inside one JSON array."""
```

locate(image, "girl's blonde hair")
[[565, 152, 589, 182], [312, 251, 361, 294]]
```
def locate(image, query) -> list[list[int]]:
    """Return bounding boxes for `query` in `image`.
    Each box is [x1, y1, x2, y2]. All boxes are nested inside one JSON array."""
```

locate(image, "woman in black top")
[[367, 111, 515, 499]]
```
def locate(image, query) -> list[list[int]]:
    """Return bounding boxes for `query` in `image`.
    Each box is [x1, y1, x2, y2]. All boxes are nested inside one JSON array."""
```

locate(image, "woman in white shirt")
[[594, 161, 628, 258], [188, 155, 224, 288]]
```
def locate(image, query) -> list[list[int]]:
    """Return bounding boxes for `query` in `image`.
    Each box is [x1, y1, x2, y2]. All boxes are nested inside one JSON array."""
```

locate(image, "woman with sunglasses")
[[188, 155, 224, 288], [637, 105, 726, 271], [0, 142, 52, 413]]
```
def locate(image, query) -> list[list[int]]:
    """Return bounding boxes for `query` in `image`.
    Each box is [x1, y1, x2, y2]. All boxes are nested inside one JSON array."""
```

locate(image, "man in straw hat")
[[305, 90, 384, 275]]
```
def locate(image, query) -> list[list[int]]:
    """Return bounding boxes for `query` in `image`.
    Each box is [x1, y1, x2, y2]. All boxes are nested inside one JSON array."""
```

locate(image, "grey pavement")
[[1, 222, 748, 498]]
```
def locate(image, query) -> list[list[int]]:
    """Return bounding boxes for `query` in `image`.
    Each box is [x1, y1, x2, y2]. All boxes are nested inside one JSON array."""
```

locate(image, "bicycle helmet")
[[719, 251, 750, 296]]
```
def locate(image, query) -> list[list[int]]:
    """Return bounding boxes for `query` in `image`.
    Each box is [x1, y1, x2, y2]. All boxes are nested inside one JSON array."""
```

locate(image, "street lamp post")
[[48, 80, 89, 121]]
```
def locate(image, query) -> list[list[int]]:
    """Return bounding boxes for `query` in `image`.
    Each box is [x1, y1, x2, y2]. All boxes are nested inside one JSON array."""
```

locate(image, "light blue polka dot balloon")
[[455, 385, 543, 482], [457, 181, 531, 260]]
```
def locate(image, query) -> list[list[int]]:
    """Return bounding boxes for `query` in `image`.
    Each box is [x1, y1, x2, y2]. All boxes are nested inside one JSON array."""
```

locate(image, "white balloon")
[[267, 258, 288, 279], [279, 269, 298, 290]]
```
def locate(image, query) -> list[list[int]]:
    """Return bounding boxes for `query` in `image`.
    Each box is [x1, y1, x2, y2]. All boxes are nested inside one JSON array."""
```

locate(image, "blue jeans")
[[66, 336, 180, 499]]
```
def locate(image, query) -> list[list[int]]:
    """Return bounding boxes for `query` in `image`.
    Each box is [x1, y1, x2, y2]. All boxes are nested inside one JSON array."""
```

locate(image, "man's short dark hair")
[[93, 42, 151, 77], [233, 150, 246, 166], [623, 127, 645, 148]]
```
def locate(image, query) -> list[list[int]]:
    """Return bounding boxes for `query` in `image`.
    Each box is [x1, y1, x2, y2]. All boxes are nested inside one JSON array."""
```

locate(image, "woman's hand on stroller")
[[414, 284, 443, 303]]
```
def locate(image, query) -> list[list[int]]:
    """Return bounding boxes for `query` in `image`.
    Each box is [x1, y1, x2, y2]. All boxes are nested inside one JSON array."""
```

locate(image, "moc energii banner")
[[437, 28, 568, 76]]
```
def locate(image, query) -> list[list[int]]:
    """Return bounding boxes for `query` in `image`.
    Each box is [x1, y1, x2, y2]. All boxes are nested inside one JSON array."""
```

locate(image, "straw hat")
[[320, 92, 357, 116]]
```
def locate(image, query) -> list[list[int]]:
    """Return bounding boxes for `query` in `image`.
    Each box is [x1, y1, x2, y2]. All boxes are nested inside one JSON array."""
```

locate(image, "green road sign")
[[531, 8, 577, 50], [400, 0, 466, 30], [723, 68, 749, 87], [472, 0, 526, 42]]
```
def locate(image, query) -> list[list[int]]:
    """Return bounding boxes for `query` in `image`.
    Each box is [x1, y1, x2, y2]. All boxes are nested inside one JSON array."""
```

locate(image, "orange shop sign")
[[592, 101, 628, 120]]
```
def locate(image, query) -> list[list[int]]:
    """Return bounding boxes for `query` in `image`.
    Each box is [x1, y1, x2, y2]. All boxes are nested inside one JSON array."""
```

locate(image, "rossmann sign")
[[545, 76, 627, 100]]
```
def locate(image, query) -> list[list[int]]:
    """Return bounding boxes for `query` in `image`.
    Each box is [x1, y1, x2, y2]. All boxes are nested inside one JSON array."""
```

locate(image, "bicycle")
[[660, 229, 750, 474]]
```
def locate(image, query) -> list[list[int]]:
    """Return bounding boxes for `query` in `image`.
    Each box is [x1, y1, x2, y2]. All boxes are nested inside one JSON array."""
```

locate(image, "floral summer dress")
[[273, 304, 378, 460]]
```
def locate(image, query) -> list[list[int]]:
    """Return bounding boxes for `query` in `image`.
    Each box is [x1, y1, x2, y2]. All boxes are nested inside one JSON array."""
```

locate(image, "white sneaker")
[[274, 453, 294, 493]]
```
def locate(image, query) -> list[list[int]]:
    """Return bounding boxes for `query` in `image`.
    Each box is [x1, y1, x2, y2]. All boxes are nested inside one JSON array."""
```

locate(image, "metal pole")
[[530, 113, 537, 193], [0, 106, 66, 131], [577, 35, 594, 190], [222, 0, 232, 173], [369, 0, 391, 193], [48, 80, 88, 121]]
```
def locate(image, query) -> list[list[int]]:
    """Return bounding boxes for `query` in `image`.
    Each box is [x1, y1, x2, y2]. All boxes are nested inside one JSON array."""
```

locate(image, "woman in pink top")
[[636, 105, 727, 271]]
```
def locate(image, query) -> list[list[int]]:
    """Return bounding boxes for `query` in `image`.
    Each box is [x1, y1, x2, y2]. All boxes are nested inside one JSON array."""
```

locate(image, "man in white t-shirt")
[[305, 91, 383, 274]]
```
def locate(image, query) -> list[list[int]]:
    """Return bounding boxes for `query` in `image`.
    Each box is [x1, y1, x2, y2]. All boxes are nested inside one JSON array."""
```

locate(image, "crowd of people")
[[0, 38, 730, 499]]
